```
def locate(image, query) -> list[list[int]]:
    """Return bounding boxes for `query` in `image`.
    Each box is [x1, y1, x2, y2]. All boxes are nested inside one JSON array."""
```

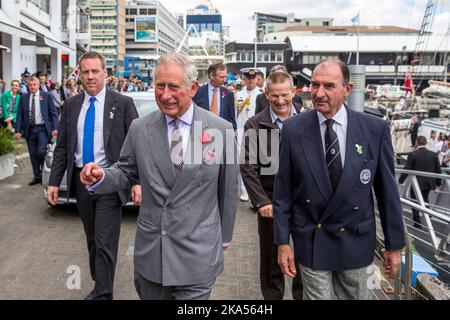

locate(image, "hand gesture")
[[80, 162, 104, 186]]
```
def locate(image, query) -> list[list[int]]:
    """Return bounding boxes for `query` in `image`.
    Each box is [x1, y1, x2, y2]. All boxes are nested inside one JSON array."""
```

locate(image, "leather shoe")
[[28, 178, 42, 186]]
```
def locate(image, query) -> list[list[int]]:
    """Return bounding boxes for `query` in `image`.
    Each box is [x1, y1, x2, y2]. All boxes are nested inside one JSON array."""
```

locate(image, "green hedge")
[[0, 128, 15, 156]]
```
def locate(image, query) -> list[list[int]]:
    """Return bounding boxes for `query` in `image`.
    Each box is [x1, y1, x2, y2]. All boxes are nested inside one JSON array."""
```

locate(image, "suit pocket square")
[[203, 150, 217, 164]]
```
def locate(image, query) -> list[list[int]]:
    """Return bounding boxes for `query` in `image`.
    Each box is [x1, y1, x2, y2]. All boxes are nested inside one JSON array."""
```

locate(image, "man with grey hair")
[[274, 59, 404, 300], [16, 76, 58, 185], [79, 52, 239, 300], [255, 65, 303, 114], [241, 71, 303, 300]]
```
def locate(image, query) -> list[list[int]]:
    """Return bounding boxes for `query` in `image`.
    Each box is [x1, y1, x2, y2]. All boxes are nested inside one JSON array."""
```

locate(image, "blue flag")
[[351, 13, 360, 25]]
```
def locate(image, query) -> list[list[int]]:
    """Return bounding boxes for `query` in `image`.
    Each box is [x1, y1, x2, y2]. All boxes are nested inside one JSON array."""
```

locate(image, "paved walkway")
[[0, 154, 297, 300]]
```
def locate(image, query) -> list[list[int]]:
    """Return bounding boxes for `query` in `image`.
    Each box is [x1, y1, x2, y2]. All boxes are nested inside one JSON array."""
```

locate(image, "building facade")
[[123, 0, 188, 80], [224, 41, 287, 77], [265, 25, 450, 88], [89, 0, 126, 74], [0, 0, 78, 86]]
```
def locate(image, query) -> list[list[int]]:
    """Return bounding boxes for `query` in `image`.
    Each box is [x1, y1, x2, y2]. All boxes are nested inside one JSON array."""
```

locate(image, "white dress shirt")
[[75, 86, 107, 168], [29, 90, 44, 125], [317, 106, 348, 168], [165, 103, 194, 157], [208, 82, 221, 115]]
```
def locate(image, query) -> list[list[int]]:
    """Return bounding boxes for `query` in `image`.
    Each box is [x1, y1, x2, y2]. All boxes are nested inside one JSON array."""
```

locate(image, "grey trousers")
[[299, 264, 372, 300], [134, 271, 216, 300]]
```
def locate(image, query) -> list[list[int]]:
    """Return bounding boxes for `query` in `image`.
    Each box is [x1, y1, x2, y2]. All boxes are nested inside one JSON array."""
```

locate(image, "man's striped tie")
[[325, 119, 342, 192], [170, 119, 184, 177]]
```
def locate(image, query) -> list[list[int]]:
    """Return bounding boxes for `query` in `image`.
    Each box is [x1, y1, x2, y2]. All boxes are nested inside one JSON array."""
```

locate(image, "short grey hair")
[[270, 65, 288, 74], [266, 71, 294, 91], [152, 53, 198, 87], [28, 76, 40, 83]]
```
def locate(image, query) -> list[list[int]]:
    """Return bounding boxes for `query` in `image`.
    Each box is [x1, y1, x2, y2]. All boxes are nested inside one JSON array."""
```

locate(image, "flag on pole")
[[351, 13, 360, 25], [68, 66, 80, 81]]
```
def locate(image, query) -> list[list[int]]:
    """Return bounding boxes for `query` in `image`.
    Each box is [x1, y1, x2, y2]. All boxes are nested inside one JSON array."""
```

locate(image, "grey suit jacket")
[[94, 105, 239, 286], [49, 90, 138, 203]]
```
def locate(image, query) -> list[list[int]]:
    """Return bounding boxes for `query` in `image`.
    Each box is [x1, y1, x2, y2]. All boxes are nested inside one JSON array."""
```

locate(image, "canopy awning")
[[0, 10, 36, 42], [21, 15, 74, 53]]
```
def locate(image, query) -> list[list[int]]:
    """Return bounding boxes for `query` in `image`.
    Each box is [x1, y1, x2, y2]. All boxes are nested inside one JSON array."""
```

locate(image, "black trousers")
[[258, 214, 303, 300], [410, 188, 430, 226], [74, 169, 122, 299]]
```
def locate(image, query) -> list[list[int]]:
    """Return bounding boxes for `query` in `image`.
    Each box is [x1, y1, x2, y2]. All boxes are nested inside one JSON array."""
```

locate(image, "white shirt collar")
[[317, 105, 347, 126], [208, 82, 220, 92], [84, 86, 107, 105], [165, 103, 195, 127]]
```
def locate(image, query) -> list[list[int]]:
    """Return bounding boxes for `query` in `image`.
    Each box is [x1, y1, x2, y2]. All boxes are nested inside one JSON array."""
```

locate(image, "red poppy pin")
[[221, 91, 227, 99], [39, 96, 44, 101], [201, 132, 212, 144]]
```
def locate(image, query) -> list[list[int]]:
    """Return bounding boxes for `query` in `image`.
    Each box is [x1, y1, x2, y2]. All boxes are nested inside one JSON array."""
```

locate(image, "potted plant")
[[0, 128, 15, 180]]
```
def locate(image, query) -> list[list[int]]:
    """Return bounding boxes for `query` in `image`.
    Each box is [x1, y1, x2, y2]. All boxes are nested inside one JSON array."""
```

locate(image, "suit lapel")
[[319, 109, 367, 223], [301, 111, 333, 203], [149, 112, 177, 188], [103, 90, 115, 148], [71, 93, 85, 155], [166, 106, 208, 203]]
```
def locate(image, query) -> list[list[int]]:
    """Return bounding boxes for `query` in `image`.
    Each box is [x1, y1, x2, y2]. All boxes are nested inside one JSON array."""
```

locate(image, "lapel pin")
[[110, 112, 115, 120], [355, 144, 363, 155]]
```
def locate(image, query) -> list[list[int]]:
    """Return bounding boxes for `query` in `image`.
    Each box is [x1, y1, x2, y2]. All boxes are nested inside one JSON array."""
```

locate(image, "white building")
[[0, 0, 78, 86]]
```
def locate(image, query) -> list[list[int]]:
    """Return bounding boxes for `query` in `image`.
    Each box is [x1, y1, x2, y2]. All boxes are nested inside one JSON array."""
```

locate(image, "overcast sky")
[[160, 0, 450, 42]]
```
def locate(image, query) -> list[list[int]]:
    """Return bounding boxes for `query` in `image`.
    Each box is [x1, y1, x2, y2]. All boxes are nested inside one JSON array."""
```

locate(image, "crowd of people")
[[4, 49, 443, 301]]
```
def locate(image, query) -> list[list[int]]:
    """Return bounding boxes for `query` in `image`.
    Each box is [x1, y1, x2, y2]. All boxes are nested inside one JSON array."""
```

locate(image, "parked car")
[[41, 90, 158, 206]]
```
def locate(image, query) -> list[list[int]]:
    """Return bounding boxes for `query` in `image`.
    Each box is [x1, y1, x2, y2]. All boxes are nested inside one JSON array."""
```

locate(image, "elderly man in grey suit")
[[80, 53, 239, 300]]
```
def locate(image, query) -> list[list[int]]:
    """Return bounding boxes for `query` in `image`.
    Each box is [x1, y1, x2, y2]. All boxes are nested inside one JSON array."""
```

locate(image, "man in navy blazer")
[[273, 60, 405, 300], [193, 63, 236, 130], [16, 76, 58, 185]]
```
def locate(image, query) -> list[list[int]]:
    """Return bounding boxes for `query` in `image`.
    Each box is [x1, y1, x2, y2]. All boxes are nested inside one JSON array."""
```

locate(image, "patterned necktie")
[[30, 94, 36, 125], [325, 119, 343, 192], [210, 87, 218, 115], [170, 119, 184, 177], [83, 97, 96, 165]]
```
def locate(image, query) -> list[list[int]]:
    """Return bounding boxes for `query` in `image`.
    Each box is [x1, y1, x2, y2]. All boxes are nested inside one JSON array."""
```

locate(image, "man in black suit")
[[36, 72, 50, 93], [409, 114, 420, 147], [273, 59, 405, 299], [15, 76, 59, 185], [399, 136, 442, 229], [193, 63, 236, 129], [47, 51, 139, 300], [240, 71, 302, 300]]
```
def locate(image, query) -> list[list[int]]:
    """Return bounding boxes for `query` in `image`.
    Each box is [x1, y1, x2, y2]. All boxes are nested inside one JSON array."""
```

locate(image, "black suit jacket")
[[399, 147, 442, 190], [193, 84, 237, 130], [273, 108, 405, 270], [15, 91, 59, 139], [49, 90, 138, 203], [240, 103, 301, 208]]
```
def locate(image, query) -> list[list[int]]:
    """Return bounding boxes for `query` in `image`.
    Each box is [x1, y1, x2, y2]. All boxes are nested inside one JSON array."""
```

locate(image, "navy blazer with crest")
[[193, 84, 237, 130], [273, 107, 405, 271], [15, 91, 59, 139]]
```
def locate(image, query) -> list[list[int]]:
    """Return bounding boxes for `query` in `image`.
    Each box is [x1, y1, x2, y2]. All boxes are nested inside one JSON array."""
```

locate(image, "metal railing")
[[388, 167, 450, 300]]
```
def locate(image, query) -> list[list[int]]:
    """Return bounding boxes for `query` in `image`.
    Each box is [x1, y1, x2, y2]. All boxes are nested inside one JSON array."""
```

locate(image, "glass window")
[[129, 9, 137, 15], [140, 9, 148, 15], [214, 24, 221, 32]]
